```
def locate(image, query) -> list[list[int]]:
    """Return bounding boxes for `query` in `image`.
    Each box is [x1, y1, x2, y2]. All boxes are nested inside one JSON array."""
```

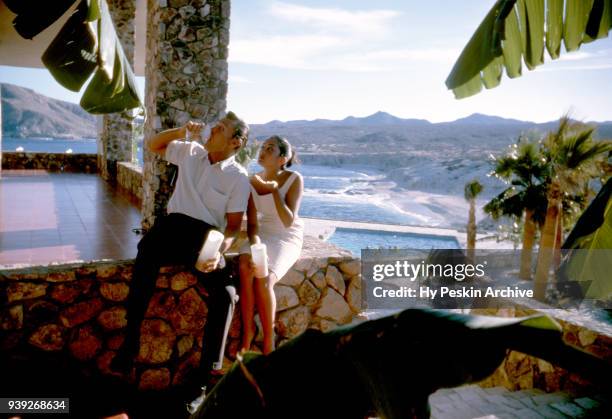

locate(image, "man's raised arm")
[[146, 126, 186, 157]]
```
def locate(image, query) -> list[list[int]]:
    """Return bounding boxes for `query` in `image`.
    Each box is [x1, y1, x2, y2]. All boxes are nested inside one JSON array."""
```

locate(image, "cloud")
[[229, 75, 252, 84], [229, 2, 451, 72], [229, 35, 347, 69], [538, 48, 612, 71], [538, 63, 612, 72], [558, 51, 594, 61], [230, 35, 458, 72], [332, 48, 459, 71], [268, 2, 400, 37]]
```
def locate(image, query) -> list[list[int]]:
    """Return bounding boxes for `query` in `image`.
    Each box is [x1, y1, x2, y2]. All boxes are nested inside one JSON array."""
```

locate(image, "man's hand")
[[251, 175, 278, 195], [184, 120, 205, 141], [198, 251, 223, 273]]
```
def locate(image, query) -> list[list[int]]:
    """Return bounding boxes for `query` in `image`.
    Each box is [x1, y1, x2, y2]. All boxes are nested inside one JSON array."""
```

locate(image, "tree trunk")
[[467, 199, 476, 261], [553, 215, 564, 270], [519, 209, 536, 280], [534, 187, 561, 300]]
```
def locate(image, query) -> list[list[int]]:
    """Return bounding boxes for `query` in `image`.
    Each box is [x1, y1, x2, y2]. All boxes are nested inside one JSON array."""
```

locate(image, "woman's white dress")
[[240, 171, 304, 281]]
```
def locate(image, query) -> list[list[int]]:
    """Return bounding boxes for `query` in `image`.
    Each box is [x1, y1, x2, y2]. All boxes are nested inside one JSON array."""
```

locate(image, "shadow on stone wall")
[[2, 152, 98, 173]]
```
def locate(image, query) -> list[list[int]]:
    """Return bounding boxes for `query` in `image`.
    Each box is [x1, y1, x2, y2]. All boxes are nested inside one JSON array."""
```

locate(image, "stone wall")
[[117, 162, 144, 205], [2, 152, 97, 173], [0, 91, 3, 177], [0, 241, 362, 390], [474, 307, 612, 395], [2, 252, 609, 397], [141, 0, 232, 229], [98, 0, 137, 182]]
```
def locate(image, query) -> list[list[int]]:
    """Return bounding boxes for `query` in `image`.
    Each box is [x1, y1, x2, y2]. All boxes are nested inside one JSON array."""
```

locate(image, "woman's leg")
[[238, 254, 256, 352], [254, 271, 277, 354]]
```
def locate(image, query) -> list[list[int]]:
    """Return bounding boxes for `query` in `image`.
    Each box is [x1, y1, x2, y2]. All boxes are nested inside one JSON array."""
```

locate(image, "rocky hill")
[[249, 112, 612, 197], [1, 83, 96, 139]]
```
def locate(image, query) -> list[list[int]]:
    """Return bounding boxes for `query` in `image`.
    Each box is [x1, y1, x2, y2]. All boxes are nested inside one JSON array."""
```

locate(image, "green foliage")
[[464, 179, 484, 201], [235, 139, 260, 169], [4, 0, 76, 39], [542, 117, 612, 195], [447, 0, 612, 98], [561, 179, 612, 299], [484, 136, 549, 225], [5, 0, 143, 115], [486, 122, 611, 231]]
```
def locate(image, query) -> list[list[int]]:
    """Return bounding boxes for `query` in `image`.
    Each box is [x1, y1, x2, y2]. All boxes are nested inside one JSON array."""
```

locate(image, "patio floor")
[[0, 170, 142, 266]]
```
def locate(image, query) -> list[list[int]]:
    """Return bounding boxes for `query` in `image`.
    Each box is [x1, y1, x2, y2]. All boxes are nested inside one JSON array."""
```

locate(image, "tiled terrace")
[[0, 170, 142, 265]]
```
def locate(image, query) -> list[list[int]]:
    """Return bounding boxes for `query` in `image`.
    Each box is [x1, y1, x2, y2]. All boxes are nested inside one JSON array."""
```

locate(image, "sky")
[[1, 0, 612, 124]]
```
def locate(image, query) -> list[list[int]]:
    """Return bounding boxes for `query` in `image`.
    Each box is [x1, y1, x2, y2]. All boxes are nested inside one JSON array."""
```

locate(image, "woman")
[[239, 135, 304, 354]]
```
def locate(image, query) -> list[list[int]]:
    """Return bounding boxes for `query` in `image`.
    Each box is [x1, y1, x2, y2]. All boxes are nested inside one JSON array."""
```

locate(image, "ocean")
[[3, 137, 99, 154]]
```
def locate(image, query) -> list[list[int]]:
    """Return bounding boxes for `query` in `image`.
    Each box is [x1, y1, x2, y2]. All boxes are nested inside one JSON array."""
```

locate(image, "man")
[[110, 112, 250, 412]]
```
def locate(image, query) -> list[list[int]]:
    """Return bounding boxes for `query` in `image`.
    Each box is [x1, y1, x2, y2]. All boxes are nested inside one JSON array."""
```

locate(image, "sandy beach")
[[301, 163, 490, 230]]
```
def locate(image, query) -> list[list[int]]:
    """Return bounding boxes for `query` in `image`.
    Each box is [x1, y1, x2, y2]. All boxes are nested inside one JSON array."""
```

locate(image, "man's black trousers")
[[122, 213, 237, 384]]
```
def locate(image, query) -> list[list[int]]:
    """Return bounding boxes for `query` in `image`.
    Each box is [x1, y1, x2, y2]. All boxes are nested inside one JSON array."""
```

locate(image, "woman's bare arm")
[[271, 173, 303, 228]]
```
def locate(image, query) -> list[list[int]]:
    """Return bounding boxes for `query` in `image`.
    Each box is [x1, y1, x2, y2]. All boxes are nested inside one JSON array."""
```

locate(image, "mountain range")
[[3, 82, 611, 142], [248, 111, 611, 199], [250, 110, 612, 144]]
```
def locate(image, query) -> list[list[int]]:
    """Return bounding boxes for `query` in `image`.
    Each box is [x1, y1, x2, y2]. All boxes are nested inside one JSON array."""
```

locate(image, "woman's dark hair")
[[268, 135, 299, 168]]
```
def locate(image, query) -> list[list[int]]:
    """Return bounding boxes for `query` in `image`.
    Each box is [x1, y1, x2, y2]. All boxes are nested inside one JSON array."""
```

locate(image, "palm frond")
[[447, 0, 612, 98], [484, 188, 524, 219], [464, 180, 484, 201]]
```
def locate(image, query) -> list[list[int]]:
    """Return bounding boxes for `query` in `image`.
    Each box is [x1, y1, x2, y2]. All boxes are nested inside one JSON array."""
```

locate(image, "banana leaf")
[[191, 309, 610, 419], [79, 0, 143, 114], [3, 0, 77, 39], [560, 179, 612, 299], [80, 46, 142, 114], [447, 0, 612, 99], [5, 0, 143, 115], [41, 0, 97, 92]]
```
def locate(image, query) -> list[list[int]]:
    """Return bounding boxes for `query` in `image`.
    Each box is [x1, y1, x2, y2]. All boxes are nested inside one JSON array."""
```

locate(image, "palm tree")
[[236, 140, 260, 169], [533, 117, 612, 300], [464, 180, 484, 261], [484, 138, 548, 279]]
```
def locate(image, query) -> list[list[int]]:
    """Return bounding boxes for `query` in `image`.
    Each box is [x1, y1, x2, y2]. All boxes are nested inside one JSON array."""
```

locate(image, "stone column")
[[98, 0, 137, 182], [141, 0, 230, 229], [0, 85, 2, 179]]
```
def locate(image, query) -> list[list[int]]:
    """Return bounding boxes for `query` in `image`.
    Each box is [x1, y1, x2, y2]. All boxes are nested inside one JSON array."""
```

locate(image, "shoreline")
[[301, 162, 489, 230]]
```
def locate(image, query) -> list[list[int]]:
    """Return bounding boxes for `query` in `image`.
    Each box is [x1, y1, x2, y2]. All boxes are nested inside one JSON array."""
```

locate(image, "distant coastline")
[[2, 137, 98, 155]]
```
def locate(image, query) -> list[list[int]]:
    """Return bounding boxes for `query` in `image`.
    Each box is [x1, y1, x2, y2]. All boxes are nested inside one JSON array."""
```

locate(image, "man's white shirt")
[[165, 140, 250, 230]]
